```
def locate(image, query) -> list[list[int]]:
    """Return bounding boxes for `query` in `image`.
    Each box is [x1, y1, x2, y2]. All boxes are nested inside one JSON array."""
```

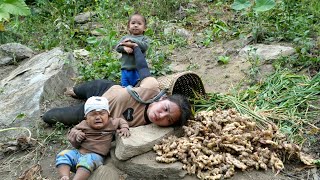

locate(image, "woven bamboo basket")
[[156, 71, 206, 98]]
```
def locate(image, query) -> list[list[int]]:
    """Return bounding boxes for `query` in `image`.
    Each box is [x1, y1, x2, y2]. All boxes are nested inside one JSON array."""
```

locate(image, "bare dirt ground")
[[169, 44, 251, 94], [0, 41, 318, 179]]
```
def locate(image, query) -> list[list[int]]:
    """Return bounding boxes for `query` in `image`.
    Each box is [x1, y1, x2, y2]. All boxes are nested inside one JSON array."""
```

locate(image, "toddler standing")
[[116, 13, 150, 87]]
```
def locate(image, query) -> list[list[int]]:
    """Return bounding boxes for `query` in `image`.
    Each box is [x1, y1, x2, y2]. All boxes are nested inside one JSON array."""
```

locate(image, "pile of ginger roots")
[[153, 109, 315, 180]]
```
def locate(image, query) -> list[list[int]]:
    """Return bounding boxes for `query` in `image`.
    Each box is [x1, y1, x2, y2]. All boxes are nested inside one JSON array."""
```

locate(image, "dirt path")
[[169, 46, 251, 94]]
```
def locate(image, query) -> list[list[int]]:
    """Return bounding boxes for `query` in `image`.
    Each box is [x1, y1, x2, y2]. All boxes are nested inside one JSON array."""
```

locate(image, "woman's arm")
[[115, 36, 128, 53], [120, 41, 151, 80], [129, 36, 149, 52], [133, 46, 151, 80]]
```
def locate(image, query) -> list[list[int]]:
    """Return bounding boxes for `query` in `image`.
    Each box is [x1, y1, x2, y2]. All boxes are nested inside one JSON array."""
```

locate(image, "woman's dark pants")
[[42, 80, 115, 125]]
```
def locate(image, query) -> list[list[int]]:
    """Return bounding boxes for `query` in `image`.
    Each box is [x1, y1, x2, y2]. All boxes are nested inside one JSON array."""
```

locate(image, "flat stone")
[[89, 156, 127, 180], [111, 148, 187, 179], [239, 44, 295, 62], [75, 11, 96, 24], [0, 43, 34, 65], [73, 49, 90, 58], [115, 123, 181, 160]]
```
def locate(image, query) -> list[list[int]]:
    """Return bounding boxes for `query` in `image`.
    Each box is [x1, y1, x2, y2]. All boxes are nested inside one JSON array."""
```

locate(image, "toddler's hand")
[[122, 38, 132, 43], [117, 128, 130, 137], [75, 130, 86, 142], [120, 41, 138, 48], [123, 46, 133, 54]]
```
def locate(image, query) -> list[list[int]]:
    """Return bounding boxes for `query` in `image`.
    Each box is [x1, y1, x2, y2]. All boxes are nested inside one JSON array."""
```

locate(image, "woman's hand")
[[123, 46, 133, 54], [117, 128, 130, 137]]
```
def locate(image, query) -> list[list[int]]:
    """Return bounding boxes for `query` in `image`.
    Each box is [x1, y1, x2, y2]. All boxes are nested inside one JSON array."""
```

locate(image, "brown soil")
[[169, 45, 251, 94]]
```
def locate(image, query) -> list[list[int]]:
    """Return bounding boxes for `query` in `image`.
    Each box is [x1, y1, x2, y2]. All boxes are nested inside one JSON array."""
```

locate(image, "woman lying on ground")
[[42, 41, 191, 128]]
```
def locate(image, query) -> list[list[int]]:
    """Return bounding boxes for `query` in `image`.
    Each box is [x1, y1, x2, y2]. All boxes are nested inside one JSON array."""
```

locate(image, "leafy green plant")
[[0, 0, 31, 36], [243, 46, 261, 81], [77, 51, 121, 82], [140, 0, 185, 20], [231, 0, 276, 42], [187, 63, 200, 70], [15, 113, 26, 119], [315, 159, 320, 167], [145, 31, 175, 76], [231, 0, 275, 12], [266, 0, 319, 42], [237, 70, 319, 141], [274, 53, 320, 74], [123, 4, 135, 16], [202, 29, 214, 47], [0, 0, 30, 22], [217, 55, 230, 64], [72, 24, 123, 82], [149, 51, 172, 76], [86, 29, 118, 52], [229, 0, 319, 53], [160, 29, 188, 48], [202, 18, 229, 47], [38, 122, 69, 145], [2, 0, 92, 49]]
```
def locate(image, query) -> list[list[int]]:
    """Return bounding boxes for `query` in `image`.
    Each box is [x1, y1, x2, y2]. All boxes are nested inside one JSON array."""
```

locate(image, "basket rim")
[[157, 71, 206, 95]]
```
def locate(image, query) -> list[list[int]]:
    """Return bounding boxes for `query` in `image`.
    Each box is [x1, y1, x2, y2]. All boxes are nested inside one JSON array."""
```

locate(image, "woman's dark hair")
[[128, 12, 147, 26], [167, 94, 192, 127]]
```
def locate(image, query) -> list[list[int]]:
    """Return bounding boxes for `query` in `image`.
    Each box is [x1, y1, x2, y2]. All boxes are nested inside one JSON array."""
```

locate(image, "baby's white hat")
[[84, 96, 110, 116]]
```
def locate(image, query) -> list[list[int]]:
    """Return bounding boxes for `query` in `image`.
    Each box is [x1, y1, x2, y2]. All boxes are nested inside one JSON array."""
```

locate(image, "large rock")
[[164, 23, 192, 40], [89, 156, 128, 180], [0, 43, 34, 65], [0, 48, 75, 131], [79, 22, 104, 35], [239, 44, 296, 62], [111, 149, 187, 179], [74, 11, 97, 24], [115, 123, 181, 160]]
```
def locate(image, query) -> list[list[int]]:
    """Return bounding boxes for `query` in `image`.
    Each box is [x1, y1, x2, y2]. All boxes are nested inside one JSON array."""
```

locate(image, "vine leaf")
[[231, 0, 251, 11], [253, 0, 276, 12], [0, 0, 31, 21]]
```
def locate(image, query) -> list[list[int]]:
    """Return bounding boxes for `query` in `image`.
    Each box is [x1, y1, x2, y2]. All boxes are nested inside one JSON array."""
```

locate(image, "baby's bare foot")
[[60, 175, 69, 180], [64, 87, 76, 97]]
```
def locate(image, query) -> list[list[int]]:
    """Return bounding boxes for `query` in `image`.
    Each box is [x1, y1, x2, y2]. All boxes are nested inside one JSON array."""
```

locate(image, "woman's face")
[[147, 99, 181, 127]]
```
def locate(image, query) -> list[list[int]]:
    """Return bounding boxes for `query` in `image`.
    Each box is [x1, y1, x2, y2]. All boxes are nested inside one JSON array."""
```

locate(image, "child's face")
[[128, 15, 146, 35], [85, 110, 109, 130]]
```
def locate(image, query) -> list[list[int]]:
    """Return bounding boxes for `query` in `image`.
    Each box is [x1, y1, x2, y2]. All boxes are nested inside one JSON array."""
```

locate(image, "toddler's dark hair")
[[128, 12, 147, 26]]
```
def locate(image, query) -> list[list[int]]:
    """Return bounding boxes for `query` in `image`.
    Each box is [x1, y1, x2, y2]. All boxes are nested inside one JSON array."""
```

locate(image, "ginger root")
[[154, 109, 314, 179]]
